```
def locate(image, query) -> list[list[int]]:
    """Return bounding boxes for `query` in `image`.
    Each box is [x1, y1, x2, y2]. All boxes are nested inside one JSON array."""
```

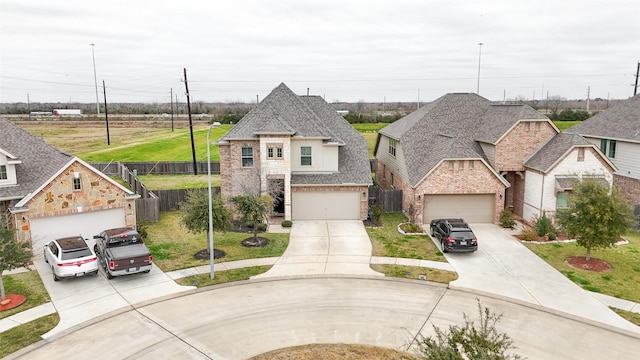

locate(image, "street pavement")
[[2, 220, 640, 359]]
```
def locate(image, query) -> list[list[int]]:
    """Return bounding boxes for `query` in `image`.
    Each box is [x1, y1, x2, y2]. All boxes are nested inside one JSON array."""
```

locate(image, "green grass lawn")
[[523, 231, 640, 303], [555, 121, 581, 131], [0, 271, 52, 320], [144, 211, 289, 272], [366, 213, 445, 262], [137, 174, 218, 190]]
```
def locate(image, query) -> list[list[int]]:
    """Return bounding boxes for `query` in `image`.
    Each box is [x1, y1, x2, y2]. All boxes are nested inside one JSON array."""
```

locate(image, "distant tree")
[[179, 190, 231, 253], [229, 194, 271, 241], [557, 179, 633, 260], [417, 299, 524, 360], [546, 95, 566, 116], [0, 219, 32, 303]]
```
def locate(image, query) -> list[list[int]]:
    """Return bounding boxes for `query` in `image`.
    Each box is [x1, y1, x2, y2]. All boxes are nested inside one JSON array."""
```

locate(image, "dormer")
[[0, 148, 21, 186]]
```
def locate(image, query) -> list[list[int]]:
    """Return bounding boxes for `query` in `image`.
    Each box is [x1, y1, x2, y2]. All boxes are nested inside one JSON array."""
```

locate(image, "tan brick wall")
[[219, 140, 261, 199], [495, 121, 557, 171], [16, 161, 135, 243], [614, 174, 640, 206]]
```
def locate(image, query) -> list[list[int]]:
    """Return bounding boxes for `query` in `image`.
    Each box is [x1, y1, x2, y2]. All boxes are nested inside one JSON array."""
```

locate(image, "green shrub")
[[521, 227, 537, 241], [370, 204, 383, 222], [535, 212, 554, 237], [281, 220, 292, 228], [499, 208, 516, 228], [400, 222, 424, 233]]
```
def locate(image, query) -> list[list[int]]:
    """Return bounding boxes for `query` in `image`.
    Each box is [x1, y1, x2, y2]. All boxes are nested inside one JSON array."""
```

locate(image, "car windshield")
[[450, 231, 474, 239], [61, 248, 92, 260]]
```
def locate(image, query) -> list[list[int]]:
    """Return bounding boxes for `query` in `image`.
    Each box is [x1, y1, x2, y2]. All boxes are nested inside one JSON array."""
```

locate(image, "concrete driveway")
[[253, 220, 382, 278], [31, 237, 194, 339], [434, 223, 640, 333], [9, 277, 640, 360]]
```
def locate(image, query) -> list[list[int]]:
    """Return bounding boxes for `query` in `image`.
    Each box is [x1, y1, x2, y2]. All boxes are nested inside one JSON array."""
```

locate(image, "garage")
[[29, 208, 126, 253], [423, 194, 495, 223], [292, 191, 360, 220]]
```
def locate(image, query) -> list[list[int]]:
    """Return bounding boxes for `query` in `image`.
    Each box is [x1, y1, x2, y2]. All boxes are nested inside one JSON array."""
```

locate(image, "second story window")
[[388, 138, 397, 156], [73, 176, 82, 191], [267, 144, 283, 160], [608, 140, 616, 158], [242, 147, 254, 167], [0, 165, 7, 180], [300, 146, 312, 166]]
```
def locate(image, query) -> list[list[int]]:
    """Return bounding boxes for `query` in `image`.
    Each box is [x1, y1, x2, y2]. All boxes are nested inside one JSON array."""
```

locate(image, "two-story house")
[[215, 83, 372, 221], [0, 118, 138, 252], [566, 94, 640, 210], [374, 93, 614, 224]]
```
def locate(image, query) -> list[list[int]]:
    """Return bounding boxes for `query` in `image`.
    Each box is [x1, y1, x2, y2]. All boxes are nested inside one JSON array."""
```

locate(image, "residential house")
[[523, 132, 615, 221], [0, 118, 138, 252], [215, 83, 372, 221], [374, 93, 614, 224], [566, 94, 640, 209]]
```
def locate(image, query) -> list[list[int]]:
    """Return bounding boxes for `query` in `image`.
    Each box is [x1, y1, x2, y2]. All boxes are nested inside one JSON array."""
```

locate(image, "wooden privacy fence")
[[368, 185, 403, 213], [90, 161, 220, 176], [152, 188, 220, 211]]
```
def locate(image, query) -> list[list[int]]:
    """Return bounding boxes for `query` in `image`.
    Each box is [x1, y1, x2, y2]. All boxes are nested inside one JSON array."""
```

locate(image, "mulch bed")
[[0, 294, 27, 311], [194, 248, 226, 260], [565, 257, 612, 272], [241, 237, 270, 247]]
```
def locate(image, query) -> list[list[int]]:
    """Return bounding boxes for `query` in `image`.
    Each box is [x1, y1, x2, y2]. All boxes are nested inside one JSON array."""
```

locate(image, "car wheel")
[[143, 270, 151, 274], [441, 240, 448, 253], [430, 226, 434, 236], [52, 267, 59, 281]]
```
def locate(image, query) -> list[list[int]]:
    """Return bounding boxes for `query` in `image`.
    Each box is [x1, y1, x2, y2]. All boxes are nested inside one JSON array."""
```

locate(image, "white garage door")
[[30, 208, 126, 254], [423, 194, 495, 223], [292, 192, 360, 220]]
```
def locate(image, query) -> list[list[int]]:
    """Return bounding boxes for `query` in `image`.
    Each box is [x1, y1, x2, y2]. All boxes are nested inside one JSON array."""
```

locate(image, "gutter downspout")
[[539, 175, 545, 218]]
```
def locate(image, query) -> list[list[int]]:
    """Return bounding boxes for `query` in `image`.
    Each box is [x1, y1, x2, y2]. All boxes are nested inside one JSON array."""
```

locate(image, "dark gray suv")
[[430, 218, 478, 253]]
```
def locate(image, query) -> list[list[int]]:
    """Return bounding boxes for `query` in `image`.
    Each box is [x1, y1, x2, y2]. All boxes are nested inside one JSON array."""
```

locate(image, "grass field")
[[524, 231, 640, 303]]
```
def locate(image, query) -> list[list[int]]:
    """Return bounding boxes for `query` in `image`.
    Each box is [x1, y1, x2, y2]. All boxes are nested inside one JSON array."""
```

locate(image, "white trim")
[[15, 157, 135, 207]]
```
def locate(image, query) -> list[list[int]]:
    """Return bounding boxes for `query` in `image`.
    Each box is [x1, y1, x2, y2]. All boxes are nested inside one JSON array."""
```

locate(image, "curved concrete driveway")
[[8, 277, 640, 360], [438, 223, 640, 333]]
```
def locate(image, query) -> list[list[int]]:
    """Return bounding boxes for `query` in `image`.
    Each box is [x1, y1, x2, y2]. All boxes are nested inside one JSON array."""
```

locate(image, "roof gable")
[[566, 94, 640, 143], [0, 118, 73, 200], [524, 132, 613, 173]]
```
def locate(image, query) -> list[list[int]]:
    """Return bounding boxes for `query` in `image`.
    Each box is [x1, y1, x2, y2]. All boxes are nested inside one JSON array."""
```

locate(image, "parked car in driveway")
[[430, 218, 478, 253], [43, 236, 99, 281], [93, 227, 152, 279]]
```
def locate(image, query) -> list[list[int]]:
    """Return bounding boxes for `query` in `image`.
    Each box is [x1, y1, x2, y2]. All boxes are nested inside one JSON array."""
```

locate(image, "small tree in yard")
[[557, 179, 633, 261], [230, 194, 271, 242], [417, 299, 524, 360], [0, 220, 32, 303], [179, 189, 231, 254]]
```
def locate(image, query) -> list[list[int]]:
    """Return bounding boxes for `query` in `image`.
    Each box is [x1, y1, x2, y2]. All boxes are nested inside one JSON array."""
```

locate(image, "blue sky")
[[1, 0, 638, 104]]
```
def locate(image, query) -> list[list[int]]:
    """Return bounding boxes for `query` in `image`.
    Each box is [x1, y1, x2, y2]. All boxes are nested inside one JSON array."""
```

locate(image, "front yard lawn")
[[523, 231, 640, 303], [366, 213, 445, 261], [144, 211, 289, 272]]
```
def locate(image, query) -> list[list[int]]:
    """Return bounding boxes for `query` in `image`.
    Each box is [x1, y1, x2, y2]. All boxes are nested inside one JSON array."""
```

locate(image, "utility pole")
[[90, 43, 100, 115], [477, 42, 483, 95], [634, 61, 639, 96], [103, 80, 110, 145], [183, 68, 198, 175], [586, 86, 591, 112], [27, 93, 31, 120]]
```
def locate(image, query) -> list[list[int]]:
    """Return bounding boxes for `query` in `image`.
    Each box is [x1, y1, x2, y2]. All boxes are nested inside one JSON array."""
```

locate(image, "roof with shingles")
[[0, 118, 73, 200], [524, 132, 594, 173], [218, 83, 371, 185], [377, 93, 548, 186], [566, 94, 640, 143]]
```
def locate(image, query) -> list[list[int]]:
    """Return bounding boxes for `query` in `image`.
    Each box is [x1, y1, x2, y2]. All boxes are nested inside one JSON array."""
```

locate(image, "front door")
[[268, 179, 285, 216]]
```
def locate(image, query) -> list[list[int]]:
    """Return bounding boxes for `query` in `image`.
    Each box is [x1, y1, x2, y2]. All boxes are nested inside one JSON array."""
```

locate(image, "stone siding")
[[614, 174, 640, 206], [219, 140, 261, 199]]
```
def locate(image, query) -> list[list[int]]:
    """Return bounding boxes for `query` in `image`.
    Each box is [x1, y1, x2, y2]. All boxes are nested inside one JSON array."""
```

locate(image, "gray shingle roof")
[[378, 93, 546, 186], [566, 94, 640, 142], [218, 83, 371, 186], [0, 118, 73, 200], [524, 132, 593, 173]]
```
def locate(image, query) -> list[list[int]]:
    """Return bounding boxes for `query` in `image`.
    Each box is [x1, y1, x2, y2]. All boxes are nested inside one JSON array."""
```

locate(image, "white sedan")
[[44, 236, 99, 281]]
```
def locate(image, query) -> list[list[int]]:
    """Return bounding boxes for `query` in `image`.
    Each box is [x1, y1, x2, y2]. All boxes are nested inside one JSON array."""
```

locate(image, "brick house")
[[374, 93, 614, 224], [566, 94, 640, 212], [215, 83, 372, 221], [0, 118, 138, 252]]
